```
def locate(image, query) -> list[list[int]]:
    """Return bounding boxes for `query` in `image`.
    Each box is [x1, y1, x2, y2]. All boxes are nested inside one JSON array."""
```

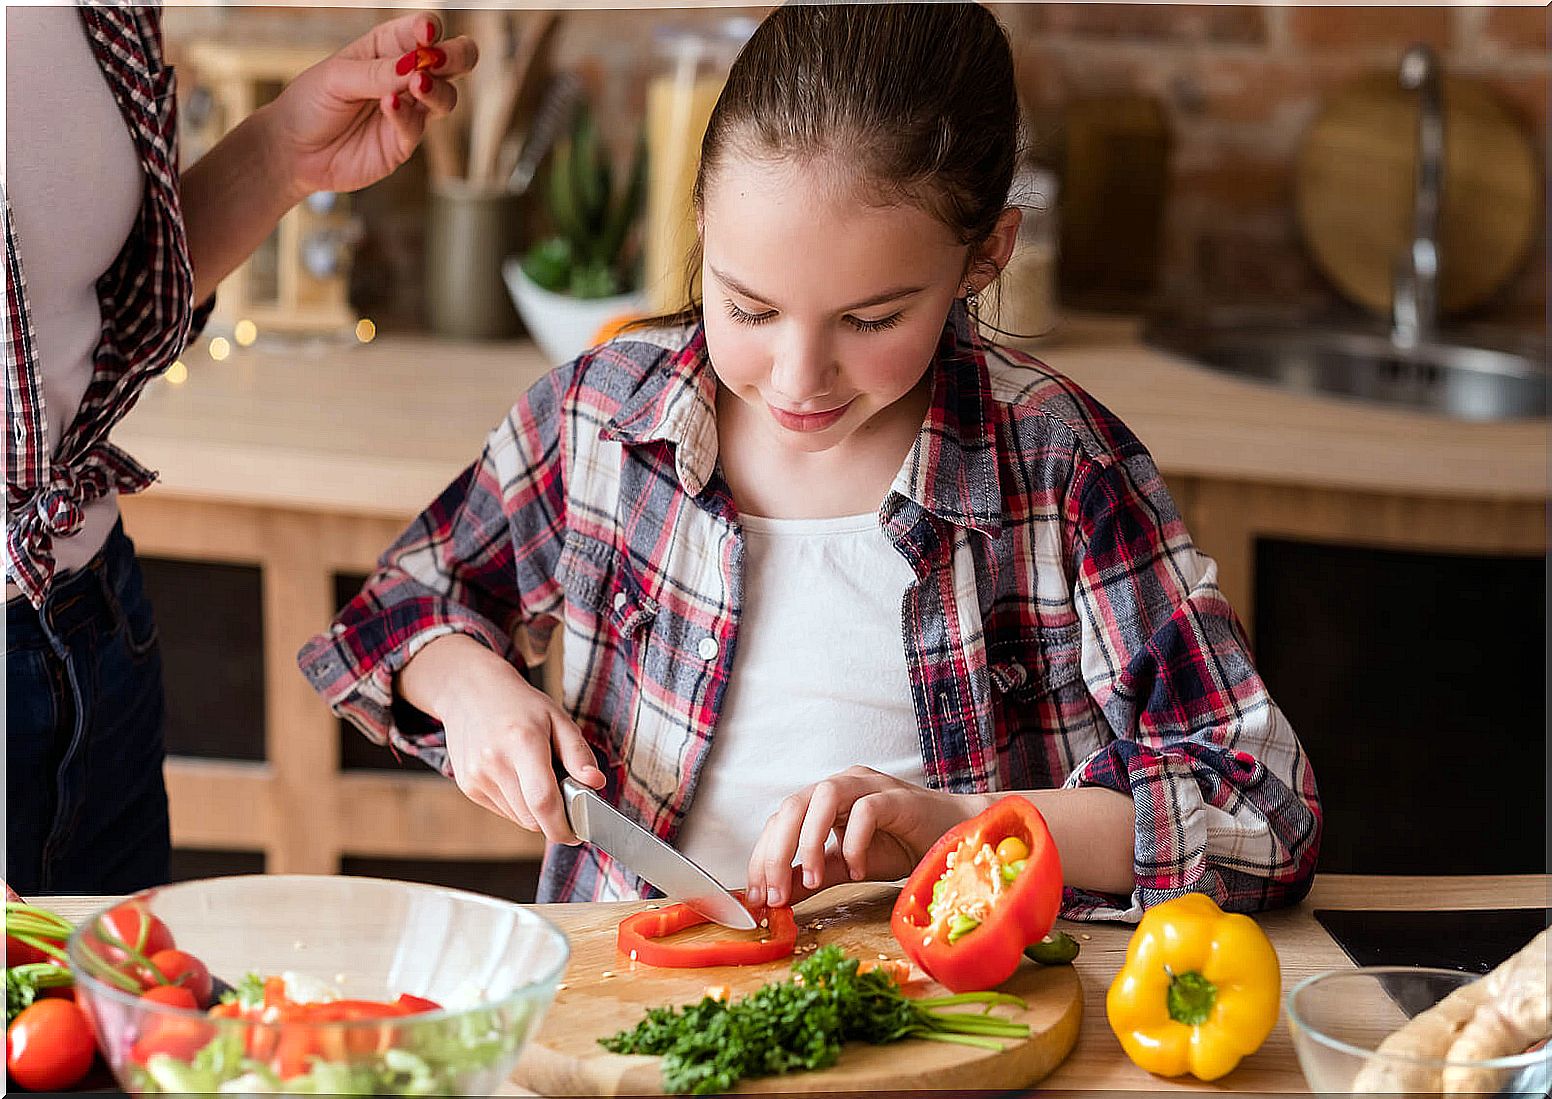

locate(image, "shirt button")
[[612, 591, 628, 612], [697, 636, 719, 661]]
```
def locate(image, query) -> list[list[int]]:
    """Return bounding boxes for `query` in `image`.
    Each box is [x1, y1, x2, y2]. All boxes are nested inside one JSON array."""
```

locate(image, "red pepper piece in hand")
[[617, 900, 797, 968], [890, 795, 1063, 992]]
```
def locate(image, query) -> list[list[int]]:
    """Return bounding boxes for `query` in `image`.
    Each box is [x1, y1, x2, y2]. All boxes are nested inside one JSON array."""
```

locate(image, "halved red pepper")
[[617, 900, 797, 968], [890, 795, 1062, 992]]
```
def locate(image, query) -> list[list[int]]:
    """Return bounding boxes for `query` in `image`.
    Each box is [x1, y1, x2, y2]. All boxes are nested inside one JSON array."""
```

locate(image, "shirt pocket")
[[555, 530, 659, 640], [989, 621, 1084, 702]]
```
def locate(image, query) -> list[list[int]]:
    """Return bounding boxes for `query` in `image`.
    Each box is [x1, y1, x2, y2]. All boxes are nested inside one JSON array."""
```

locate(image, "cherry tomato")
[[6, 999, 97, 1091], [83, 902, 175, 968], [146, 949, 213, 1008], [139, 984, 199, 1011]]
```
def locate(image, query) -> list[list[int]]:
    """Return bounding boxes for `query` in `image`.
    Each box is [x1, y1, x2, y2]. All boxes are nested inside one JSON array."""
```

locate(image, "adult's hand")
[[264, 10, 478, 203]]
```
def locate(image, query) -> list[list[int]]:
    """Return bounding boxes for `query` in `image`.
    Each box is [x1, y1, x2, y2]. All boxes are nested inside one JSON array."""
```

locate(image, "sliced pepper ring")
[[617, 901, 797, 968]]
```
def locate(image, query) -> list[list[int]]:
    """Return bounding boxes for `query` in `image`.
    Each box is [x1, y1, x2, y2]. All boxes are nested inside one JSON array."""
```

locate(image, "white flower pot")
[[503, 258, 649, 366]]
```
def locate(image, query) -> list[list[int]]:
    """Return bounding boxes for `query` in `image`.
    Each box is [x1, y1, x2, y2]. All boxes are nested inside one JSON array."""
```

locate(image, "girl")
[[301, 2, 1320, 922]]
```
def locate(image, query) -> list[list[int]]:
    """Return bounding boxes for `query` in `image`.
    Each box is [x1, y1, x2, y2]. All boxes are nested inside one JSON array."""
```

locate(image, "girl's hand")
[[262, 11, 477, 201], [744, 767, 988, 909], [397, 634, 604, 845]]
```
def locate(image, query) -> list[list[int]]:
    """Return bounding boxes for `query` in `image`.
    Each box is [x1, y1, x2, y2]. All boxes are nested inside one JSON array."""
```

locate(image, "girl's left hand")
[[264, 10, 477, 198], [744, 767, 985, 909]]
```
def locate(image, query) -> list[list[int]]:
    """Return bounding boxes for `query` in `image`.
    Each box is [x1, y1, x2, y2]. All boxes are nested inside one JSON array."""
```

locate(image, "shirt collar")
[[600, 326, 721, 497], [600, 304, 1003, 535], [891, 300, 1004, 538]]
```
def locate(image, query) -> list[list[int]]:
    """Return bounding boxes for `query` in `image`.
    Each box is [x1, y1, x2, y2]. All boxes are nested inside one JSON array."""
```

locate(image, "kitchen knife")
[[559, 776, 757, 931]]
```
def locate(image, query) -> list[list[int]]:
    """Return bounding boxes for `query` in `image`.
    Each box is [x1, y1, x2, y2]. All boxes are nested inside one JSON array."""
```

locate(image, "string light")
[[355, 318, 377, 344], [209, 337, 231, 362], [234, 319, 258, 346], [166, 361, 188, 385]]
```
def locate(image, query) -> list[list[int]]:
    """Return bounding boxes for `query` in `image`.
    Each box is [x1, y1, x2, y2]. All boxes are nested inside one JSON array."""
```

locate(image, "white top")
[[675, 511, 927, 886], [4, 6, 144, 589]]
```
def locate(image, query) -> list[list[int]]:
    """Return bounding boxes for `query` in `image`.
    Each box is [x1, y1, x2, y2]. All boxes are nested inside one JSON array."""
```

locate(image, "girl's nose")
[[768, 327, 836, 404]]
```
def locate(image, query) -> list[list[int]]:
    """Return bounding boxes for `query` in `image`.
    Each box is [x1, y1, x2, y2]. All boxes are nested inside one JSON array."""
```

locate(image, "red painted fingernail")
[[416, 72, 433, 94], [389, 93, 401, 111], [425, 20, 438, 43], [395, 50, 417, 77]]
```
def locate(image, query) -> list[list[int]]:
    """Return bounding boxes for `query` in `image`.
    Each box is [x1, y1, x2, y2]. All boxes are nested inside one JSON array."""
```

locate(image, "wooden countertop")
[[34, 874, 1550, 1094], [113, 317, 1547, 519]]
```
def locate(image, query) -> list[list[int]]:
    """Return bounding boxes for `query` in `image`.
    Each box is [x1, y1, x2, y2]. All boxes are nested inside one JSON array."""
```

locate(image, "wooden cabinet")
[[1174, 478, 1547, 875], [122, 493, 550, 897]]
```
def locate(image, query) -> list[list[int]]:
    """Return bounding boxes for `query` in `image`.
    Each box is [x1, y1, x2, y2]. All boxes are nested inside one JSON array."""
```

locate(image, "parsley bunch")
[[600, 945, 1030, 1095]]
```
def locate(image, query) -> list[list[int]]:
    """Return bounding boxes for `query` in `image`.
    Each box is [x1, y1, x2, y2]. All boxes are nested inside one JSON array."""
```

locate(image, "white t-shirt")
[[675, 511, 928, 886], [4, 6, 144, 589]]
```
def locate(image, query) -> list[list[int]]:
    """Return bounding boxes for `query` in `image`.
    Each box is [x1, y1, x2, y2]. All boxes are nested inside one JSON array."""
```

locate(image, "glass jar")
[[642, 18, 756, 312]]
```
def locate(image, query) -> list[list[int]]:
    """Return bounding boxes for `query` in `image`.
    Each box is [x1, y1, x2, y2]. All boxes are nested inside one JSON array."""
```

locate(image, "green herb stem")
[[914, 991, 1029, 1010], [914, 1031, 1009, 1051]]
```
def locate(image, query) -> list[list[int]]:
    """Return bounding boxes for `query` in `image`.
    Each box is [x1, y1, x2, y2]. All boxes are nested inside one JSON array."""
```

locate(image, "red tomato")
[[83, 902, 175, 967], [139, 985, 199, 1011], [6, 999, 97, 1091], [147, 949, 213, 1008]]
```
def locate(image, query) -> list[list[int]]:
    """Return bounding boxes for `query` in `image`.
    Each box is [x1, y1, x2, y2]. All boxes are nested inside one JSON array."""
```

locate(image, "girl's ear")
[[966, 207, 1023, 295]]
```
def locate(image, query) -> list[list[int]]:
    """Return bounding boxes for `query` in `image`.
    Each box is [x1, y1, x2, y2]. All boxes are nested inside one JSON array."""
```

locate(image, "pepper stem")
[[1165, 967, 1217, 1026]]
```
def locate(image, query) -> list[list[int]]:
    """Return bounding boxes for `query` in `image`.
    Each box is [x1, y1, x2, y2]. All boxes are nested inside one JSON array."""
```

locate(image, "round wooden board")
[[1295, 72, 1540, 316], [513, 883, 1083, 1096]]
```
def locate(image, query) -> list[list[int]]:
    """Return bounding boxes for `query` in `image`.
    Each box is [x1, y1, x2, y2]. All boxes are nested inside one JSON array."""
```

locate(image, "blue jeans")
[[6, 520, 170, 893]]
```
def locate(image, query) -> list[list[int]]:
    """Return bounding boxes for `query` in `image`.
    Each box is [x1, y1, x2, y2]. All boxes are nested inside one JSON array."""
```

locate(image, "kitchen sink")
[[1145, 319, 1548, 421], [1145, 44, 1548, 424]]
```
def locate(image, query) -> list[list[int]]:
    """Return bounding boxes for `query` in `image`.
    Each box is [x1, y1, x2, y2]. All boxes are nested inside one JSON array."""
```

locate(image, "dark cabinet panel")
[[1254, 538, 1545, 875], [170, 848, 266, 881], [140, 557, 265, 761], [340, 856, 541, 904]]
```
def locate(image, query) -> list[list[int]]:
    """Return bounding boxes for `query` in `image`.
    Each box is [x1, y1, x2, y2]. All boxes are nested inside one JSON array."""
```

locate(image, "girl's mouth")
[[768, 400, 853, 433]]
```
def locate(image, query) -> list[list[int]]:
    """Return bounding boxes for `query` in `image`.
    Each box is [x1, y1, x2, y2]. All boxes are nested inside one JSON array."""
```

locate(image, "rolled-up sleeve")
[[296, 363, 574, 774], [1059, 448, 1322, 922]]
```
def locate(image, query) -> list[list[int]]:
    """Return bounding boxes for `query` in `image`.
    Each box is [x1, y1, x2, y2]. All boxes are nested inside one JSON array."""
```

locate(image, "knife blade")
[[559, 777, 757, 931]]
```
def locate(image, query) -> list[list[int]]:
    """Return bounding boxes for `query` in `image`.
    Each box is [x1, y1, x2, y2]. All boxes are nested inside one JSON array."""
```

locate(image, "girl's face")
[[699, 155, 990, 455]]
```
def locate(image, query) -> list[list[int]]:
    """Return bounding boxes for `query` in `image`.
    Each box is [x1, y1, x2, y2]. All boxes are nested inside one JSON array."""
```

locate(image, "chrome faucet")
[[1392, 44, 1443, 349]]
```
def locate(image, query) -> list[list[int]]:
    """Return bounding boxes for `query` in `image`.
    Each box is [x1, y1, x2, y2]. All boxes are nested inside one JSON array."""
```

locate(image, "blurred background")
[[122, 3, 1545, 901]]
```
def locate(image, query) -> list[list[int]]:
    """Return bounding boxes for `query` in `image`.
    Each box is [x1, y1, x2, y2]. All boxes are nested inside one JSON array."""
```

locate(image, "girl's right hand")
[[396, 633, 605, 844]]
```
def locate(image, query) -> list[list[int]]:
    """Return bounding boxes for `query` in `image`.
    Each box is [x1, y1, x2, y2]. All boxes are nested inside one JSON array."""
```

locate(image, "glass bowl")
[[67, 875, 569, 1095], [1286, 966, 1550, 1095]]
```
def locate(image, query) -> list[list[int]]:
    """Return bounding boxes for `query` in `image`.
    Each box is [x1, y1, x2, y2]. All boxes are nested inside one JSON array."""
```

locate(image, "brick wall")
[[998, 3, 1547, 328], [163, 3, 1547, 332]]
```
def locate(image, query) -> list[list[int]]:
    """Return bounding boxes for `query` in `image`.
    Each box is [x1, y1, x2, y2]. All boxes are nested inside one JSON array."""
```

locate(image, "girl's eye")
[[847, 312, 903, 333], [723, 300, 776, 326]]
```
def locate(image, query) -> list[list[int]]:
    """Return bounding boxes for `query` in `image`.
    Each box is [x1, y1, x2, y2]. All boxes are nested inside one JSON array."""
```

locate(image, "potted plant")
[[505, 103, 650, 364]]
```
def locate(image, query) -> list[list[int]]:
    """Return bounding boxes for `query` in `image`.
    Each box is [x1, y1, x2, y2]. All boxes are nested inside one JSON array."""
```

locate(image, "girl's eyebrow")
[[711, 266, 927, 311]]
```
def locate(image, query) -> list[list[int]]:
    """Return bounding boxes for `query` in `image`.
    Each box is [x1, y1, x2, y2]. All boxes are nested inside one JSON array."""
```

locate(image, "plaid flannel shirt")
[[301, 304, 1321, 921], [4, 1, 209, 606]]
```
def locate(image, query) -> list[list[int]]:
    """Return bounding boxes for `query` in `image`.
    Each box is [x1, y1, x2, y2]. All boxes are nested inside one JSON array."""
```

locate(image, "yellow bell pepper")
[[1105, 892, 1281, 1081]]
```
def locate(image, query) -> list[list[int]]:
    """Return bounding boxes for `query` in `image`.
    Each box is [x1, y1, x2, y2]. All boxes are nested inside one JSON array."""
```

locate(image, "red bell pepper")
[[890, 795, 1062, 992], [617, 900, 797, 968]]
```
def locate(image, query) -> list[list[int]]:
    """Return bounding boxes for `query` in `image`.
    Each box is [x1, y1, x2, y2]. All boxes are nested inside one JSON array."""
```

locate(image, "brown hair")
[[637, 1, 1020, 330]]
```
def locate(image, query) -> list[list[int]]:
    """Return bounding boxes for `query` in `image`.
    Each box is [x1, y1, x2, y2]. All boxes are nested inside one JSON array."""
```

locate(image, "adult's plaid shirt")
[[4, 2, 208, 606], [301, 305, 1321, 921]]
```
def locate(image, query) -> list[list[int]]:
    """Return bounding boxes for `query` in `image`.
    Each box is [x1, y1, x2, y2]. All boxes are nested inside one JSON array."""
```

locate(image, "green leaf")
[[521, 237, 574, 292]]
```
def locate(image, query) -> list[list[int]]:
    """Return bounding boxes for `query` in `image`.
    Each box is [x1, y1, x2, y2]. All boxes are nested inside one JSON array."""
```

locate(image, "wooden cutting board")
[[1295, 72, 1540, 317], [513, 883, 1082, 1096]]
